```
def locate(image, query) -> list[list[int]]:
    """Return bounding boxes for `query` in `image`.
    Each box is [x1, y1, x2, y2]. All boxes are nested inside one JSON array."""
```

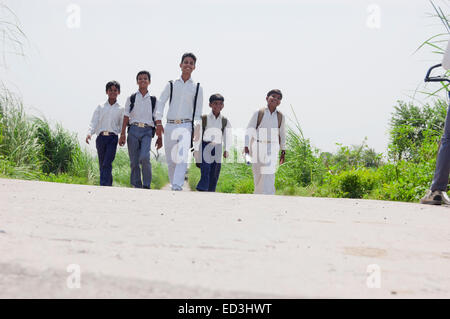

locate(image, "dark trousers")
[[431, 91, 450, 191], [96, 134, 118, 186], [196, 141, 222, 192]]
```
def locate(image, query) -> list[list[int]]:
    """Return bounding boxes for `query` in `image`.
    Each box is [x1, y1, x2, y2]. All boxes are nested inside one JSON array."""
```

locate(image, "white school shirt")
[[88, 101, 124, 136], [154, 77, 203, 122], [245, 108, 286, 150], [201, 112, 232, 152], [124, 91, 155, 127]]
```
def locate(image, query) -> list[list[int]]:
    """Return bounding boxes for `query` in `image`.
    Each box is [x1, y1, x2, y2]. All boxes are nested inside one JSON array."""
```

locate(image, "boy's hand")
[[279, 151, 286, 165], [119, 134, 126, 146], [223, 151, 229, 159], [156, 136, 163, 150], [86, 135, 91, 144], [156, 125, 164, 138]]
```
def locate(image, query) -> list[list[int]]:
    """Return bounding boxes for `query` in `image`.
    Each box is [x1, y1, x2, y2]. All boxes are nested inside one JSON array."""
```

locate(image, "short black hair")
[[209, 94, 224, 103], [106, 80, 120, 93], [181, 52, 197, 64], [136, 70, 151, 81], [267, 89, 283, 100]]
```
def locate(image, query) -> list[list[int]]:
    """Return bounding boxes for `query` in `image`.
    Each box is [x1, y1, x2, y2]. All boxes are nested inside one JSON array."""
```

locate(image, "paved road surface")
[[1, 178, 449, 298]]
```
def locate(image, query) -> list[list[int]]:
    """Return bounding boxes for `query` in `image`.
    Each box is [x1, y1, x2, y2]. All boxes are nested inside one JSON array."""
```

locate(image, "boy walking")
[[244, 89, 286, 195], [196, 94, 231, 192], [119, 71, 162, 189], [86, 81, 124, 186], [154, 53, 203, 191]]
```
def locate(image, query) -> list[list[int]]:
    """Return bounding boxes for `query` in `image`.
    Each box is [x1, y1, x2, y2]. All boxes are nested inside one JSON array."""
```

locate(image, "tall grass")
[[0, 89, 169, 189], [0, 89, 41, 168]]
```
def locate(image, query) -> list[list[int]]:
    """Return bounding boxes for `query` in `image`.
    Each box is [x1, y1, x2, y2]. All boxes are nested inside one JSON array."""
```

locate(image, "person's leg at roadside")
[[127, 126, 143, 188], [140, 127, 153, 189], [422, 92, 450, 204]]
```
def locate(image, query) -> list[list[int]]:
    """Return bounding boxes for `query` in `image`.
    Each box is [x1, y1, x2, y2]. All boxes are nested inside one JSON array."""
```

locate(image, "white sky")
[[1, 0, 448, 154]]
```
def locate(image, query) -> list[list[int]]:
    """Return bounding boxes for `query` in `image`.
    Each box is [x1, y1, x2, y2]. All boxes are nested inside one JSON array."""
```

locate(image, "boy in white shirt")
[[154, 53, 203, 191], [244, 89, 286, 195], [86, 81, 124, 186], [196, 94, 231, 192], [119, 71, 161, 189]]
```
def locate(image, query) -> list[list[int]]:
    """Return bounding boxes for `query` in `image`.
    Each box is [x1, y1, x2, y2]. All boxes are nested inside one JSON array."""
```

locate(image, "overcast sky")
[[1, 0, 448, 154]]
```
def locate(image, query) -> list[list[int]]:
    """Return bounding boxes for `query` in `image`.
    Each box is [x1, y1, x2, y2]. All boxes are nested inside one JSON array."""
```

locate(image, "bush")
[[326, 168, 380, 199]]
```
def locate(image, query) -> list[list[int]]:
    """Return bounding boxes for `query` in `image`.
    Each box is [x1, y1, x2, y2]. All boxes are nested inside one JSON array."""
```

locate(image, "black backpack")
[[128, 93, 157, 138]]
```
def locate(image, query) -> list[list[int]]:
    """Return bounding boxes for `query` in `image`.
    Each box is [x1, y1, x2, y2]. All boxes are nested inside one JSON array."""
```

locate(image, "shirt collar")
[[265, 107, 278, 115], [136, 91, 150, 98], [105, 100, 118, 107], [178, 76, 194, 84], [208, 111, 222, 120]]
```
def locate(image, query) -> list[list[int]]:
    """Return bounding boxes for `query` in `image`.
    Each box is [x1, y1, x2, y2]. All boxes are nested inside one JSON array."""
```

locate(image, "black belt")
[[131, 122, 153, 128]]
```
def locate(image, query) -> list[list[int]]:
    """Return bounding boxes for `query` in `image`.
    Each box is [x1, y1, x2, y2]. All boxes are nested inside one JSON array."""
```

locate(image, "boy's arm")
[[223, 119, 232, 157], [192, 86, 203, 142], [154, 83, 170, 137], [86, 105, 100, 144], [119, 98, 131, 146], [244, 111, 258, 154], [119, 116, 129, 146]]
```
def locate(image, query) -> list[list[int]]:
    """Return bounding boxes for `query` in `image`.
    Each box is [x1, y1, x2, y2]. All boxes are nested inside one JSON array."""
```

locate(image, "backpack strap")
[[169, 81, 173, 104], [277, 111, 283, 145], [256, 108, 265, 129], [190, 83, 200, 149], [221, 116, 227, 134], [129, 93, 137, 113], [277, 111, 283, 128], [201, 115, 207, 142]]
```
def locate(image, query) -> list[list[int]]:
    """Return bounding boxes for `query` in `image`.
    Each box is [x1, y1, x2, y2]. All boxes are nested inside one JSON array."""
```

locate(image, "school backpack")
[[127, 93, 157, 138]]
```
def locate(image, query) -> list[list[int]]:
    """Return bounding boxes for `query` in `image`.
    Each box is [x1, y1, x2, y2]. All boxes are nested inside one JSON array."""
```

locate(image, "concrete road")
[[1, 178, 449, 298]]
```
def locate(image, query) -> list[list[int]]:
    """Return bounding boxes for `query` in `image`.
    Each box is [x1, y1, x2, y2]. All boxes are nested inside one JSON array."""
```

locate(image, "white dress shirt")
[[88, 101, 124, 136], [154, 77, 203, 122], [245, 108, 286, 150], [124, 91, 155, 127], [202, 112, 232, 152]]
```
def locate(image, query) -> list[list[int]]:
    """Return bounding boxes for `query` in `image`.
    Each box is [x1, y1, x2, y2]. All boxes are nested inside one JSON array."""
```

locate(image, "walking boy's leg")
[[102, 135, 118, 186], [172, 123, 191, 190], [196, 141, 211, 191], [127, 126, 143, 188], [96, 135, 107, 186], [140, 128, 153, 188], [164, 124, 177, 186], [208, 144, 222, 192]]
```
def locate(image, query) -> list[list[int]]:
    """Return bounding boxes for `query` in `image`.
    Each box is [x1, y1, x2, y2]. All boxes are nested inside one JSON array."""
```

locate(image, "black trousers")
[[96, 134, 118, 186]]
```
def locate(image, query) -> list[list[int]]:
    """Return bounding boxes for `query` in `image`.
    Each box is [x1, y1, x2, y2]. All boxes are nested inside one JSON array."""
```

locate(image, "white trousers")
[[250, 141, 279, 195], [164, 123, 192, 189]]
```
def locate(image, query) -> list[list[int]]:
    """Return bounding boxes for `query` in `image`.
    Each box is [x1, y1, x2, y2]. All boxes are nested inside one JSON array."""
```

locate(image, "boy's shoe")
[[420, 189, 450, 205]]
